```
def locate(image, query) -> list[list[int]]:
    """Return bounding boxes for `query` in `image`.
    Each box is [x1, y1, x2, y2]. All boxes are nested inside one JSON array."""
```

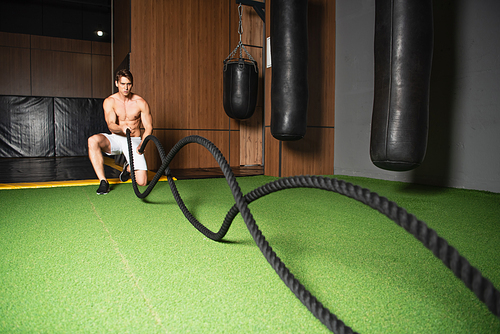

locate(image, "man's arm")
[[140, 100, 153, 139], [138, 99, 153, 154], [103, 97, 128, 135]]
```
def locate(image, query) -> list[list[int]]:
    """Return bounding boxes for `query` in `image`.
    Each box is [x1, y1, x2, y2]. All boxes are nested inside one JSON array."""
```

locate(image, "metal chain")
[[224, 3, 256, 65], [238, 4, 243, 41], [238, 4, 243, 58]]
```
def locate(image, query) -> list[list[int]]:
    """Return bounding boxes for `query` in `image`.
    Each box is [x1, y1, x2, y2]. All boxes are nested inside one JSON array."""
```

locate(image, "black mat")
[[0, 157, 120, 183]]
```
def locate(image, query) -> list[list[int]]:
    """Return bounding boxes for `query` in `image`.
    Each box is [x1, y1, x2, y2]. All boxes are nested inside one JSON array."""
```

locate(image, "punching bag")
[[370, 0, 433, 171], [223, 58, 259, 120], [271, 0, 309, 141]]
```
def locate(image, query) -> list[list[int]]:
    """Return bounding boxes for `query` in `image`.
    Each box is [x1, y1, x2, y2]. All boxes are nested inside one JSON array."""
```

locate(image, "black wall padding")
[[55, 98, 108, 156], [0, 95, 107, 158], [270, 0, 309, 141], [370, 0, 434, 171], [223, 59, 259, 120], [0, 96, 55, 158]]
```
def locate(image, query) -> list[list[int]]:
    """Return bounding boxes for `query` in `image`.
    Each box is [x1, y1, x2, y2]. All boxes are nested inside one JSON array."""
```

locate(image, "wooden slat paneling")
[[31, 35, 92, 54], [239, 45, 264, 166], [92, 54, 112, 98], [241, 45, 264, 107], [229, 2, 264, 48], [113, 0, 131, 72], [1, 32, 110, 98], [230, 116, 239, 131], [0, 46, 31, 96], [282, 127, 334, 177], [0, 32, 30, 48], [131, 0, 230, 130], [230, 130, 240, 167], [240, 106, 263, 166], [242, 5, 263, 48], [307, 0, 335, 127], [92, 41, 111, 56], [265, 66, 272, 127], [264, 127, 280, 176], [31, 49, 92, 97], [132, 0, 232, 170], [145, 129, 231, 170]]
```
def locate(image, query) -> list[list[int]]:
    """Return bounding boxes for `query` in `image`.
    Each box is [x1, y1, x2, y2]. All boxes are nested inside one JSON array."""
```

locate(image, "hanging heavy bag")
[[370, 0, 434, 171], [223, 58, 259, 120], [270, 0, 309, 141], [222, 3, 259, 120]]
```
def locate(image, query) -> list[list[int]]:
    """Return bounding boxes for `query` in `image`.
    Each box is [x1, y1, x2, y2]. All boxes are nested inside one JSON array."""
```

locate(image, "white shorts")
[[102, 133, 148, 171]]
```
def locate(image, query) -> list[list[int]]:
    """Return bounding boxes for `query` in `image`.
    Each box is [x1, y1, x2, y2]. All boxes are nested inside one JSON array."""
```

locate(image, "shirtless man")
[[88, 69, 153, 194]]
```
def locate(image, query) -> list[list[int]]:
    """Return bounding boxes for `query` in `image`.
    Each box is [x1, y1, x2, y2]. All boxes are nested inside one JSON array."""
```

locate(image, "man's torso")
[[111, 93, 143, 137]]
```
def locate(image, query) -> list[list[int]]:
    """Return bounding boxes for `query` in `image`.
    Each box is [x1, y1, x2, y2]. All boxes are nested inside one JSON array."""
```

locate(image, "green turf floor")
[[1, 175, 499, 333]]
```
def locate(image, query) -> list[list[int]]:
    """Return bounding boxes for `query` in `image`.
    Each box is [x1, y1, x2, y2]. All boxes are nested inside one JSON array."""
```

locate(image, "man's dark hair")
[[115, 69, 133, 85]]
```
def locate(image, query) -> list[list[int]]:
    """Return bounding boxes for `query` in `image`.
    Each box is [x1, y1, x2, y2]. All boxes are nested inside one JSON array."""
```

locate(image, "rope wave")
[[126, 130, 500, 334]]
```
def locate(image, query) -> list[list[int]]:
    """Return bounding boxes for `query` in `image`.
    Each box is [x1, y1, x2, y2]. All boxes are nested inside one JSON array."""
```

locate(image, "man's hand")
[[122, 125, 131, 135], [137, 141, 143, 155]]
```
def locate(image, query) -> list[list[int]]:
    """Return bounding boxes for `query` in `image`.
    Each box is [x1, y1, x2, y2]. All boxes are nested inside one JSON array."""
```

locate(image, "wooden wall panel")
[[92, 41, 111, 56], [0, 32, 110, 98], [92, 54, 112, 98], [240, 106, 262, 165], [131, 0, 232, 170], [0, 32, 30, 48], [31, 49, 92, 98], [31, 35, 92, 54], [264, 127, 280, 176], [230, 130, 240, 167], [92, 41, 112, 98], [0, 33, 31, 96], [249, 46, 264, 108], [113, 0, 131, 72], [0, 46, 31, 96], [264, 0, 274, 176], [265, 65, 272, 128], [131, 0, 229, 130], [145, 130, 231, 170], [229, 116, 240, 131], [237, 4, 264, 47], [239, 45, 264, 166], [307, 0, 335, 127], [282, 128, 334, 177]]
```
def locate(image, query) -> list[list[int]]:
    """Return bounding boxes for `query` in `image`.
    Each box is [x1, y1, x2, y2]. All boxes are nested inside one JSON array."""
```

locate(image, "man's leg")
[[88, 134, 111, 181], [134, 170, 148, 187], [124, 137, 148, 187], [120, 163, 148, 186]]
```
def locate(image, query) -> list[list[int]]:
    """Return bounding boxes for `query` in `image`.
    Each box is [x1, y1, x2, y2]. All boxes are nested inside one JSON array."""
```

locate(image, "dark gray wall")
[[335, 0, 500, 193], [0, 0, 111, 42]]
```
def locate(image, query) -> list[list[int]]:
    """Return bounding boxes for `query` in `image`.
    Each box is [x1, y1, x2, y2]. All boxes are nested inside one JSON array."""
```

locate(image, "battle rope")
[[126, 129, 500, 334]]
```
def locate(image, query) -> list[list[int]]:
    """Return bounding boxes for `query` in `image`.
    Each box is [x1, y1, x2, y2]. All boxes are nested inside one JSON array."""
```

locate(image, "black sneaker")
[[120, 162, 130, 182], [96, 180, 110, 195]]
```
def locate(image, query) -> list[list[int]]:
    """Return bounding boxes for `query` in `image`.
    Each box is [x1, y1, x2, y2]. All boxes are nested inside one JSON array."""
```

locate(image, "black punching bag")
[[223, 58, 259, 120], [370, 0, 433, 171], [271, 0, 308, 141]]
